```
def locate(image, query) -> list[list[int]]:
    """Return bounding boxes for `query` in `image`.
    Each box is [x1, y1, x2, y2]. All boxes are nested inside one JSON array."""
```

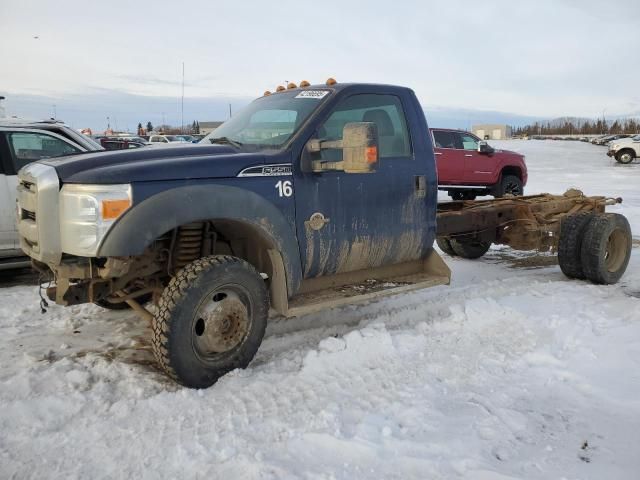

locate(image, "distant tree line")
[[512, 118, 640, 136], [136, 120, 201, 135]]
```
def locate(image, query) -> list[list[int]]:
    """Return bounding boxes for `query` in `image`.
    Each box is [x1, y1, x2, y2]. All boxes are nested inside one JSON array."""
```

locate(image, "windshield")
[[200, 89, 331, 150]]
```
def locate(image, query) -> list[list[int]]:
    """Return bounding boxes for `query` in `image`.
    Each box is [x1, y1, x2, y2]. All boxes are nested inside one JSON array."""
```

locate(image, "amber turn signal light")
[[102, 199, 131, 220], [366, 146, 377, 164]]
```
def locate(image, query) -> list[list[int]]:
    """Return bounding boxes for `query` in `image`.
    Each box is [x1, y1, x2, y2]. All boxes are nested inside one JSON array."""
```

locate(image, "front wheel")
[[494, 175, 523, 198], [616, 150, 635, 164], [152, 255, 269, 388]]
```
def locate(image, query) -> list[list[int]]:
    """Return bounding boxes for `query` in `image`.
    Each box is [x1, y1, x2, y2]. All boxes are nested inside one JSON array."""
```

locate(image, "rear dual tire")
[[559, 212, 631, 284]]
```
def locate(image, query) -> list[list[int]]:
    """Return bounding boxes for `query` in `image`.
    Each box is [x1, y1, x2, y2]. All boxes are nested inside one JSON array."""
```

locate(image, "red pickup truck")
[[431, 128, 527, 200]]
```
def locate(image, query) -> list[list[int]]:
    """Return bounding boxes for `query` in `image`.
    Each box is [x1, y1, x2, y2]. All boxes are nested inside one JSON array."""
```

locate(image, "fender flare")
[[97, 184, 302, 296]]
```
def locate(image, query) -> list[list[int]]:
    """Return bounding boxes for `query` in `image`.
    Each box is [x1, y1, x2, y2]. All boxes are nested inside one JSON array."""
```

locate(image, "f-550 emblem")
[[237, 164, 292, 177]]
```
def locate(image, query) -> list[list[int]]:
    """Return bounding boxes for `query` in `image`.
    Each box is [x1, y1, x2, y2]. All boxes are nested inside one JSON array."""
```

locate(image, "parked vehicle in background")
[[100, 138, 147, 150], [1, 119, 103, 151], [593, 134, 629, 146], [431, 128, 527, 200], [148, 135, 190, 144], [607, 134, 640, 164], [0, 120, 102, 268]]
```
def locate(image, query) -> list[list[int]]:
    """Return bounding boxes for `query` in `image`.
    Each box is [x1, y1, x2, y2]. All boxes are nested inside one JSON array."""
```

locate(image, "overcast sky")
[[1, 0, 639, 130]]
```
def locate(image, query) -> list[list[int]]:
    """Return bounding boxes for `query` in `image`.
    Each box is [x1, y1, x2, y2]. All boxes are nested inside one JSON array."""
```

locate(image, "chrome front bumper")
[[16, 163, 62, 265]]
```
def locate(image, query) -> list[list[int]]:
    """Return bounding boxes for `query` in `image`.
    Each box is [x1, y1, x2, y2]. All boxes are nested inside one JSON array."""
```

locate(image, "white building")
[[472, 124, 512, 140], [199, 121, 224, 135]]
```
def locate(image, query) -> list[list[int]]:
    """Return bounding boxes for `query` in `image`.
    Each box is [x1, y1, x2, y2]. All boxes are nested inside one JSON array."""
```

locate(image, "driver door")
[[458, 132, 495, 184], [293, 93, 432, 278]]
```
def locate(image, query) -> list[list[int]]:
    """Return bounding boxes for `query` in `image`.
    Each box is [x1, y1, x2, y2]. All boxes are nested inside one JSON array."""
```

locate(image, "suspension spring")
[[172, 222, 204, 270]]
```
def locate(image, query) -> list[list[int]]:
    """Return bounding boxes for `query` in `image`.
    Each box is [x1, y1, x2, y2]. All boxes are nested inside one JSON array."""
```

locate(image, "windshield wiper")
[[209, 136, 243, 148]]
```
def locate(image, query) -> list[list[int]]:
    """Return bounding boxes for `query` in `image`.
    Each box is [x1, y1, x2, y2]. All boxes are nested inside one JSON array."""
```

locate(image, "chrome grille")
[[16, 163, 62, 264]]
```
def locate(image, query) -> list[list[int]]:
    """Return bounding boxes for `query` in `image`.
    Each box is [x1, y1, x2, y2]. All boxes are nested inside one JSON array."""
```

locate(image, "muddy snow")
[[1, 140, 639, 479]]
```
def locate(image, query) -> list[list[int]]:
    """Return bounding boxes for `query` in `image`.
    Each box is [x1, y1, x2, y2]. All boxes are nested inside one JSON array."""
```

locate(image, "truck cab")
[[16, 80, 448, 388]]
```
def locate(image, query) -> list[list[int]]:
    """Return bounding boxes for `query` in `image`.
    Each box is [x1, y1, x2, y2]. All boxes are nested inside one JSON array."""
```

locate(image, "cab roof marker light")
[[287, 82, 297, 89], [326, 77, 337, 86], [263, 90, 271, 96], [276, 85, 286, 92], [300, 80, 310, 87]]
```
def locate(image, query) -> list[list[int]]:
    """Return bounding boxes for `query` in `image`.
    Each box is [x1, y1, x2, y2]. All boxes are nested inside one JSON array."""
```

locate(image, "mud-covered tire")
[[436, 237, 457, 256], [616, 149, 635, 164], [494, 174, 523, 197], [152, 255, 269, 388], [558, 212, 595, 279], [450, 237, 492, 259], [95, 293, 152, 310], [580, 213, 632, 285]]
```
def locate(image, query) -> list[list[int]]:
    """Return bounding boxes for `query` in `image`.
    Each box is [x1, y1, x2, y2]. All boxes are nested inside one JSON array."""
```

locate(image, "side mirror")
[[478, 140, 493, 154], [307, 122, 379, 173]]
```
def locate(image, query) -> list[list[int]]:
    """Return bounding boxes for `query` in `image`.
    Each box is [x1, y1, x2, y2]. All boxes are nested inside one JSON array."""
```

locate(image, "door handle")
[[414, 175, 426, 197], [464, 154, 473, 157], [434, 152, 442, 155]]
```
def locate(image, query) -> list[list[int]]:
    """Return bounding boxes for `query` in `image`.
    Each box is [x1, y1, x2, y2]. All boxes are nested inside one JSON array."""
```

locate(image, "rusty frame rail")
[[437, 189, 622, 251]]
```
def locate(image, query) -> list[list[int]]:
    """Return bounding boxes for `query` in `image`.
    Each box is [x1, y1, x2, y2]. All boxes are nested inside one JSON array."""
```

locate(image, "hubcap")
[[193, 288, 250, 357]]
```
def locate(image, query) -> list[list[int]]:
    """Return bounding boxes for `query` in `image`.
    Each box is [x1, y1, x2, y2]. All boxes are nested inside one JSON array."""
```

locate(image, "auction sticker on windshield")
[[295, 90, 329, 99]]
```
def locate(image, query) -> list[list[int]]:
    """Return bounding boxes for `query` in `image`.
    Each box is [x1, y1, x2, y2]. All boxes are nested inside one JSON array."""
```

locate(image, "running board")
[[269, 249, 451, 318], [0, 256, 31, 271]]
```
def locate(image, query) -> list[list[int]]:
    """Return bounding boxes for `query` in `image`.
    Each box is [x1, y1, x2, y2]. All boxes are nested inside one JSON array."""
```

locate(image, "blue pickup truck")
[[15, 80, 631, 388], [16, 80, 451, 387]]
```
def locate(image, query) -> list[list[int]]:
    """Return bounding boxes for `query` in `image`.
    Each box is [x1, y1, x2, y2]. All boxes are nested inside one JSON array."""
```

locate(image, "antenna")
[[181, 62, 185, 134]]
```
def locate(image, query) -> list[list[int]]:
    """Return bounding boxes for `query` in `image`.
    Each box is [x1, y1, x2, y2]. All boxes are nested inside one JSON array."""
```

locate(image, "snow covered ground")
[[1, 140, 639, 479]]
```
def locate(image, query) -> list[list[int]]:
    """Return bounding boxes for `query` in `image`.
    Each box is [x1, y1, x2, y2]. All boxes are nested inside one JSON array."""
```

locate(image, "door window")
[[459, 133, 479, 151], [7, 132, 81, 171], [432, 130, 462, 149], [318, 94, 411, 160]]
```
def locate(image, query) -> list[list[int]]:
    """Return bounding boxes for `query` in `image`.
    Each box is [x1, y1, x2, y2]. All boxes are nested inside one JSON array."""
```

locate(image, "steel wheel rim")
[[505, 181, 521, 195], [621, 153, 632, 163], [604, 229, 628, 273], [191, 284, 252, 362]]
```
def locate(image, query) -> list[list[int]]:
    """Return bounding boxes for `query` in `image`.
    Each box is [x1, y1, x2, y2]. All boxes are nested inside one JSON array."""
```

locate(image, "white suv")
[[607, 134, 640, 164], [0, 120, 102, 269]]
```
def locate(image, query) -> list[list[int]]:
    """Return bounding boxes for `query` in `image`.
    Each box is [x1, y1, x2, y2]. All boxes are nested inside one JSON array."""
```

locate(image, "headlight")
[[611, 144, 619, 150], [60, 184, 132, 256]]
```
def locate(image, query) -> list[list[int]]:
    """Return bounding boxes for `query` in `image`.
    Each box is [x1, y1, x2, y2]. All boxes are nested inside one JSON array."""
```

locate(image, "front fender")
[[97, 184, 302, 296]]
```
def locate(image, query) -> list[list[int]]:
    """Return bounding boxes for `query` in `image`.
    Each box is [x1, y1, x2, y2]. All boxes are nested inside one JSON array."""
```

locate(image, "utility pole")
[[181, 62, 185, 133], [52, 104, 57, 119], [229, 103, 232, 118]]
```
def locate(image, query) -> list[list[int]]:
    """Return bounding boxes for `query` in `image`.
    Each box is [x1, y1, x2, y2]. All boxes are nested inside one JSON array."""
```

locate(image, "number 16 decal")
[[276, 180, 293, 197]]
